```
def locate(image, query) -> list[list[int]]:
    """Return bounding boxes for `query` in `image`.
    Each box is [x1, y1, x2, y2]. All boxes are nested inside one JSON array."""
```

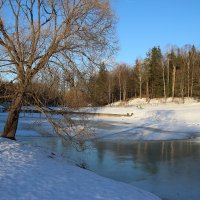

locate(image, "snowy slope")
[[89, 103, 200, 141], [0, 138, 160, 200]]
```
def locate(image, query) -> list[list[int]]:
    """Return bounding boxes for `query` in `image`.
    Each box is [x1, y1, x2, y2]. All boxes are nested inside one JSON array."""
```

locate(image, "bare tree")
[[172, 64, 176, 101], [0, 0, 116, 139], [115, 64, 122, 102], [168, 48, 178, 102], [162, 57, 166, 100], [115, 63, 129, 102], [135, 59, 144, 99], [143, 59, 150, 101]]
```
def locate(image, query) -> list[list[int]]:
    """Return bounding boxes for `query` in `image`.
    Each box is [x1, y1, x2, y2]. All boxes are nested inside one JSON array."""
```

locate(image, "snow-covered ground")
[[88, 100, 200, 141], [1, 101, 200, 141], [0, 137, 160, 200], [5, 97, 198, 142], [1, 98, 200, 200]]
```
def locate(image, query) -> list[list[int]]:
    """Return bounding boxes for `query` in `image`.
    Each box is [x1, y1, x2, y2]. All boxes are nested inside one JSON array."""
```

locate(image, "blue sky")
[[111, 0, 200, 64]]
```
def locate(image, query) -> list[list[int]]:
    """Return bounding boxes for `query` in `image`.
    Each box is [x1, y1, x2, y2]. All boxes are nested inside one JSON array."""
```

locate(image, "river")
[[18, 136, 200, 200]]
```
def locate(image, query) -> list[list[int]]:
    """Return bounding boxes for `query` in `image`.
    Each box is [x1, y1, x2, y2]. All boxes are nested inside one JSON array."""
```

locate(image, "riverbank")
[[88, 102, 200, 141], [1, 100, 199, 141], [1, 101, 200, 199], [0, 137, 160, 200]]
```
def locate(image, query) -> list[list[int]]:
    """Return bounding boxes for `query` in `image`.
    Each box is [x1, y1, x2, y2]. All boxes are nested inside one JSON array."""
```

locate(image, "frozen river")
[[1, 105, 200, 200], [19, 136, 200, 200]]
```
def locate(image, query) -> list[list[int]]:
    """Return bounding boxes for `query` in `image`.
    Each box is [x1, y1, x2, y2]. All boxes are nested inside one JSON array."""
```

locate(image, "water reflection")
[[93, 140, 200, 175], [19, 137, 200, 200]]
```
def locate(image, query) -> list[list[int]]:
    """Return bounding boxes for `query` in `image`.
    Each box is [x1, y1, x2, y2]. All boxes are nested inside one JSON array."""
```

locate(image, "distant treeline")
[[1, 44, 200, 107], [88, 44, 200, 105]]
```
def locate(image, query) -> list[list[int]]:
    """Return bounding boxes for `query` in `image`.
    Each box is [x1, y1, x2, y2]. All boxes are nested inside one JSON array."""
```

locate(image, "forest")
[[1, 44, 200, 107]]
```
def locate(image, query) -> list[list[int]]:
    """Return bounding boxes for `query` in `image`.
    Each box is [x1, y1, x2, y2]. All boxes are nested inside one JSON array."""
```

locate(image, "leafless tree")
[[142, 59, 150, 100], [114, 63, 129, 102], [135, 59, 145, 99], [115, 65, 122, 102], [0, 0, 116, 139], [172, 64, 176, 101], [162, 57, 166, 100]]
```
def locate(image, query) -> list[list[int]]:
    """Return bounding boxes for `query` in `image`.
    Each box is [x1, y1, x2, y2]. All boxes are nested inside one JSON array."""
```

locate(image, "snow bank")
[[0, 138, 160, 200], [90, 103, 200, 141], [110, 97, 199, 107]]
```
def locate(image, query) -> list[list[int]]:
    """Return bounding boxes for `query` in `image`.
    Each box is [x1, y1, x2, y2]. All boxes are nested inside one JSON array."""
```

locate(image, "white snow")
[[86, 100, 200, 141], [7, 102, 200, 141], [1, 98, 200, 200], [0, 138, 160, 200]]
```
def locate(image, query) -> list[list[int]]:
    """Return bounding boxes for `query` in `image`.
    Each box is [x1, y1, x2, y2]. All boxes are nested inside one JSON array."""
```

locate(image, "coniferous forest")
[[88, 45, 200, 105]]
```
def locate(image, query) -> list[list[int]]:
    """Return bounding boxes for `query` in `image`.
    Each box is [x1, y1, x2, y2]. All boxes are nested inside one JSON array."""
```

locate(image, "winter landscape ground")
[[0, 98, 200, 200]]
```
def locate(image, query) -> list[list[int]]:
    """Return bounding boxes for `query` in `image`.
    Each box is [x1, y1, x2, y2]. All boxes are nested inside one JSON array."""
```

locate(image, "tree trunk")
[[123, 85, 126, 101], [172, 65, 176, 102], [146, 80, 149, 100], [167, 58, 170, 86], [119, 76, 122, 102], [181, 87, 185, 103], [190, 61, 194, 97], [1, 92, 24, 140], [162, 64, 166, 100], [108, 79, 112, 106], [187, 62, 190, 98], [180, 78, 185, 103], [167, 58, 170, 96], [139, 76, 142, 98]]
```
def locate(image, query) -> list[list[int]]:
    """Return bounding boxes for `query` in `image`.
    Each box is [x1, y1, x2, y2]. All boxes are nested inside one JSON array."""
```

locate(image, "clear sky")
[[111, 0, 200, 64]]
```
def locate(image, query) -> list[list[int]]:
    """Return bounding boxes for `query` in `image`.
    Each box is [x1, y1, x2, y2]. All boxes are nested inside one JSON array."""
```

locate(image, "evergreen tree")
[[147, 47, 163, 98], [90, 63, 109, 105]]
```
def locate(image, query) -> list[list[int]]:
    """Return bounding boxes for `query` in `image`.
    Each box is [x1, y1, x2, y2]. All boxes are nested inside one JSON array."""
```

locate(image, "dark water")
[[18, 136, 200, 200]]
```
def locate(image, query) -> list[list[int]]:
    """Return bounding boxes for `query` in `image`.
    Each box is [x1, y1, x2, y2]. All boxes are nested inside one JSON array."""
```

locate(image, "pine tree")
[[90, 63, 109, 106], [147, 47, 163, 98]]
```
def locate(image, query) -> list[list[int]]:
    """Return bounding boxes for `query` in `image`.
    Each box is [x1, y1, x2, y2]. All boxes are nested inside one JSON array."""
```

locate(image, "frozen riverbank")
[[0, 138, 160, 200], [87, 102, 200, 141], [1, 102, 200, 141], [1, 101, 200, 199]]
